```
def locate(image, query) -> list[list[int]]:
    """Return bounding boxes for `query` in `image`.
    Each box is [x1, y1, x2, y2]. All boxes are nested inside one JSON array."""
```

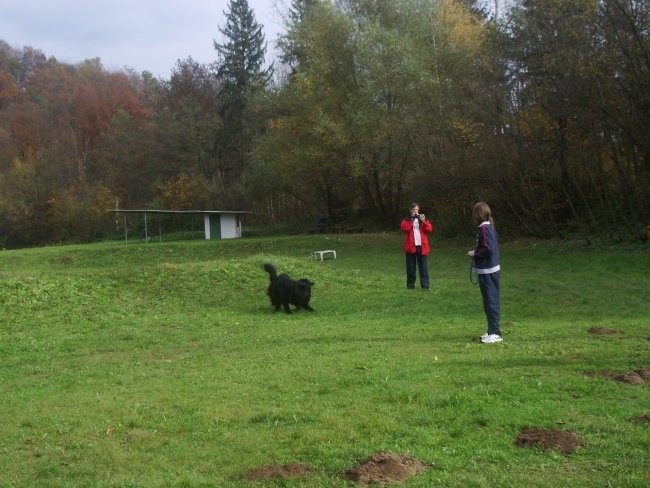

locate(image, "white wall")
[[220, 214, 240, 238], [204, 214, 241, 239]]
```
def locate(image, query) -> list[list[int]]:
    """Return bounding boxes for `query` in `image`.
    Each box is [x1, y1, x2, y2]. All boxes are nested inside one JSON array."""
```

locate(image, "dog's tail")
[[263, 263, 278, 281]]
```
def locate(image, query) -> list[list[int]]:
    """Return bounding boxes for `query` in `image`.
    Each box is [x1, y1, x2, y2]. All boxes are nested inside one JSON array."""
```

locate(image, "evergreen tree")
[[213, 0, 272, 193], [215, 0, 272, 92]]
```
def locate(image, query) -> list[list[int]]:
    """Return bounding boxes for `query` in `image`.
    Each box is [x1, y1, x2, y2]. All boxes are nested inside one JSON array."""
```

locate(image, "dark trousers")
[[405, 247, 429, 289], [478, 271, 500, 335]]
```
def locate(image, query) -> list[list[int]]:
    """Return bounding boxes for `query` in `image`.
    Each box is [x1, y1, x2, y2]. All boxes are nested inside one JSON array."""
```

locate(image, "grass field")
[[0, 233, 648, 487]]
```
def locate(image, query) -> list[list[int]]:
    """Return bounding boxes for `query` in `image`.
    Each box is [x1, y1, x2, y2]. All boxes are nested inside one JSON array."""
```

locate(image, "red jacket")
[[400, 217, 433, 255]]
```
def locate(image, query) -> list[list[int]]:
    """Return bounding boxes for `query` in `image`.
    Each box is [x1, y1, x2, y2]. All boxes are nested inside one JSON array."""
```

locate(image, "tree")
[[337, 0, 495, 224], [213, 0, 272, 195], [592, 0, 650, 233], [159, 58, 223, 185], [250, 0, 356, 222], [0, 45, 160, 246], [504, 0, 626, 236], [252, 0, 497, 225], [277, 0, 320, 73]]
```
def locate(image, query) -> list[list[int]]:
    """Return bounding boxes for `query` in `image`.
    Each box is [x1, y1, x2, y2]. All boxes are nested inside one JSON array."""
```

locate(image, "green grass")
[[0, 234, 648, 487]]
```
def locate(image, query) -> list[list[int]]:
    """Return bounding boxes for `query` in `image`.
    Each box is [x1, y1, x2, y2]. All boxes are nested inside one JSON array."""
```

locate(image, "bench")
[[312, 250, 337, 261]]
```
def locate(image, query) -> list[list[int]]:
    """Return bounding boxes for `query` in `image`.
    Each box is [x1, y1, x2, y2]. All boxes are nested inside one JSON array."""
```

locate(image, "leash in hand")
[[469, 257, 478, 285]]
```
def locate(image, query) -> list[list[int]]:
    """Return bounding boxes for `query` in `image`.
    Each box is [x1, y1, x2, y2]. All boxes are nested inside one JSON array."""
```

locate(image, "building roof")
[[108, 209, 252, 215]]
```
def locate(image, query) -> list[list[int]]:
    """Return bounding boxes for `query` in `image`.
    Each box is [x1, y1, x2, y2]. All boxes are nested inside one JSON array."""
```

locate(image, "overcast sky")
[[0, 0, 286, 78]]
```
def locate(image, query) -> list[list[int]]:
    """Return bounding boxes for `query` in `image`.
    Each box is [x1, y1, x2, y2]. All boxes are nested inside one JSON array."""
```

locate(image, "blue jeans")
[[405, 247, 429, 289], [478, 271, 500, 335]]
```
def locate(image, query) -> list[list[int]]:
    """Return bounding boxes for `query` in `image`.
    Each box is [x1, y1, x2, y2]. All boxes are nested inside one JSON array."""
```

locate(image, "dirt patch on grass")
[[630, 413, 650, 423], [587, 326, 621, 335], [636, 367, 650, 380], [341, 451, 433, 486], [244, 463, 314, 481], [585, 366, 650, 384], [515, 428, 582, 455], [243, 452, 433, 485]]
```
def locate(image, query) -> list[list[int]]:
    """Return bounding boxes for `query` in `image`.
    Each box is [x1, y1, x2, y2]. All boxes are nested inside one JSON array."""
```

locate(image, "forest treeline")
[[1, 0, 648, 248]]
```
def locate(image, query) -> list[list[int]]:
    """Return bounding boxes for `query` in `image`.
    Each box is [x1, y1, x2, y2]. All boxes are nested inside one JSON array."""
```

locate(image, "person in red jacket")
[[400, 202, 434, 290]]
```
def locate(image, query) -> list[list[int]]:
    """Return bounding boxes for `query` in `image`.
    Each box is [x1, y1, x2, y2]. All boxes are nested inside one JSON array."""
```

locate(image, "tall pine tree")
[[213, 0, 272, 194]]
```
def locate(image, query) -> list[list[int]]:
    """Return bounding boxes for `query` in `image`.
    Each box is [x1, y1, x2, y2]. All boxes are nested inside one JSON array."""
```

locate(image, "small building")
[[201, 211, 249, 239], [108, 209, 252, 241]]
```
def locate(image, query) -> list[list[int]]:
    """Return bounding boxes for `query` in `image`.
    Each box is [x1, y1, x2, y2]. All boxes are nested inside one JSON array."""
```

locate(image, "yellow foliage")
[[91, 186, 118, 218], [451, 118, 482, 147], [436, 0, 486, 56], [515, 106, 557, 139], [158, 176, 199, 211]]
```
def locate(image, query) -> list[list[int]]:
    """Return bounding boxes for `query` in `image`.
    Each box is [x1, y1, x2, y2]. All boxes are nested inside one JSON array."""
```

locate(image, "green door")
[[209, 214, 221, 239]]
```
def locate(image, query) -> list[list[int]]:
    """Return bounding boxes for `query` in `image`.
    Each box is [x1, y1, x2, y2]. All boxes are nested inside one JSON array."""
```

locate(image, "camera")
[[413, 213, 421, 220]]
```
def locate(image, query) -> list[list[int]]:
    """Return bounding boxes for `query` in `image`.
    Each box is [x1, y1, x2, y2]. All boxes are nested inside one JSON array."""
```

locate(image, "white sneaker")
[[480, 333, 489, 340], [481, 334, 503, 344]]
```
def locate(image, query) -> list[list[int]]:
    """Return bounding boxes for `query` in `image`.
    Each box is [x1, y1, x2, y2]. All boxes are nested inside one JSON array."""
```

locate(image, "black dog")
[[263, 263, 314, 314]]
